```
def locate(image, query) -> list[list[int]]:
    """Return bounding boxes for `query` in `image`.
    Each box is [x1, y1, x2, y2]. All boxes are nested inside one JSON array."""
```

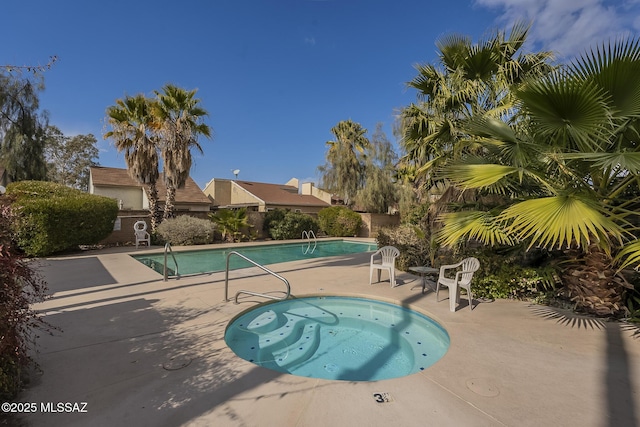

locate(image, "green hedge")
[[269, 211, 319, 240], [7, 181, 118, 256], [317, 206, 362, 237]]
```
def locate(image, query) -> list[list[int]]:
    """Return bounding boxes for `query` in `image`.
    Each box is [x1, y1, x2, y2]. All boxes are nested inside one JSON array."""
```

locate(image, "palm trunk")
[[145, 183, 162, 233], [163, 185, 176, 220], [562, 246, 632, 317]]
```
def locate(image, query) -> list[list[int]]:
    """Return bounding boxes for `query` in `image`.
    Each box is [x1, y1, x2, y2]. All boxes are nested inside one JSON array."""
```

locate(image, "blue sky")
[[3, 0, 640, 188]]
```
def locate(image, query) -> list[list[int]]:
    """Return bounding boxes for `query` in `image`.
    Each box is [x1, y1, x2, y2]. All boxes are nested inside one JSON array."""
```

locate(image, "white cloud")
[[304, 36, 316, 46], [475, 0, 640, 58]]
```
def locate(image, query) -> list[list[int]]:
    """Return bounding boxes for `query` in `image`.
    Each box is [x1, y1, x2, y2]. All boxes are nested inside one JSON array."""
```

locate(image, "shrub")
[[263, 209, 286, 236], [0, 199, 50, 400], [401, 202, 430, 227], [376, 224, 432, 271], [7, 181, 118, 256], [454, 248, 559, 301], [209, 208, 251, 242], [269, 211, 319, 240], [156, 215, 215, 245], [317, 206, 362, 237]]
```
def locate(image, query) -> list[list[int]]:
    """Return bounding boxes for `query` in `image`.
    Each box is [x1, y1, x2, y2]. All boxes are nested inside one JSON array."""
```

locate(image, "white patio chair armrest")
[[440, 261, 463, 275]]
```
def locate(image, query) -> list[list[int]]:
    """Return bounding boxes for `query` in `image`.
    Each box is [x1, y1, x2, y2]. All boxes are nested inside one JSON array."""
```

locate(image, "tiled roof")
[[234, 180, 329, 207], [90, 166, 211, 205]]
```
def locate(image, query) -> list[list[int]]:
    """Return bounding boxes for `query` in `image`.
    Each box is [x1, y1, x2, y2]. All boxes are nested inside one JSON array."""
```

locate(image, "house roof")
[[234, 180, 329, 207], [90, 166, 211, 205]]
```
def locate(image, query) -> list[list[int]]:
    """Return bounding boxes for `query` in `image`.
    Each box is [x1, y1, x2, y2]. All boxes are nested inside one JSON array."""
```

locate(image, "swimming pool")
[[225, 296, 450, 381], [132, 240, 377, 276]]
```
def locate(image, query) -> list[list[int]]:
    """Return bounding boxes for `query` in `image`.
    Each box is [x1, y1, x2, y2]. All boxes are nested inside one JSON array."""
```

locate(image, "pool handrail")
[[301, 230, 317, 241], [224, 251, 291, 303], [301, 230, 317, 254], [163, 242, 180, 281]]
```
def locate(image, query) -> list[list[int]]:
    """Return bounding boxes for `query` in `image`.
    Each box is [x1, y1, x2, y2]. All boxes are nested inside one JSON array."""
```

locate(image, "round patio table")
[[409, 266, 439, 293]]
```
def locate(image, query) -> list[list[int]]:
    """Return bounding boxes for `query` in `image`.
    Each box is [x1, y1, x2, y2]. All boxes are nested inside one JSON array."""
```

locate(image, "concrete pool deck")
[[11, 240, 640, 426]]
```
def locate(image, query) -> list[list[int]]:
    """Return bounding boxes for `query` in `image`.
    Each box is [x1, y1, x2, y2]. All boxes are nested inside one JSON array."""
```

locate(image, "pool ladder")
[[163, 242, 180, 281], [301, 230, 317, 254], [224, 251, 291, 304]]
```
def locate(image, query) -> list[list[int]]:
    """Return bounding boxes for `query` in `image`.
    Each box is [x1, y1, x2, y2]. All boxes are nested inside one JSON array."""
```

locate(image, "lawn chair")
[[134, 220, 150, 248], [369, 246, 400, 287], [436, 257, 480, 311]]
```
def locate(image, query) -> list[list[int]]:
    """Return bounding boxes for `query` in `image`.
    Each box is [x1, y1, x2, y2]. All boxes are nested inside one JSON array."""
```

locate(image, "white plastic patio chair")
[[369, 246, 400, 288], [134, 220, 150, 248], [436, 257, 480, 312]]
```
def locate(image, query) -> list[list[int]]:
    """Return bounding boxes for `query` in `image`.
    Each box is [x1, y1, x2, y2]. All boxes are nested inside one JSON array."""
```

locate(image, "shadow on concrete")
[[527, 305, 606, 330], [20, 274, 347, 426], [35, 257, 117, 292], [528, 304, 637, 426]]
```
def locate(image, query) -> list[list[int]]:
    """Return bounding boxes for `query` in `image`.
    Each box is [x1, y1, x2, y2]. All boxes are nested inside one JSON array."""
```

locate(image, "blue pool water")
[[225, 296, 450, 381], [132, 240, 377, 276]]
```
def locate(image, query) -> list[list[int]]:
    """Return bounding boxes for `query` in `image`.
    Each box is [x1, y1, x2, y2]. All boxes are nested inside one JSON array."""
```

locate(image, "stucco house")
[[89, 166, 212, 212], [202, 178, 331, 213]]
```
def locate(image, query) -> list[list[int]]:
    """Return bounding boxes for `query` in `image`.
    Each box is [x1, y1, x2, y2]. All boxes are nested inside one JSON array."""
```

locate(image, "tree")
[[152, 84, 212, 220], [44, 126, 99, 191], [104, 94, 162, 231], [209, 208, 250, 242], [318, 119, 370, 207], [435, 37, 640, 316], [355, 123, 399, 213], [398, 21, 554, 196], [0, 71, 49, 181]]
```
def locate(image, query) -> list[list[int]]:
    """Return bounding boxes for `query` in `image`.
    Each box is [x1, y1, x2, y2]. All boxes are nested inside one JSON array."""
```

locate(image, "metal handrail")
[[224, 251, 291, 303], [301, 230, 317, 254], [163, 242, 180, 281], [301, 230, 317, 242]]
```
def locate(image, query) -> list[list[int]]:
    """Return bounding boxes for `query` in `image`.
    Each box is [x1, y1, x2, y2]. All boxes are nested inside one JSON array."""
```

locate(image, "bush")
[[453, 248, 559, 301], [0, 199, 50, 400], [7, 181, 118, 256], [156, 215, 216, 245], [317, 206, 362, 237], [209, 208, 251, 242], [263, 209, 286, 236], [376, 225, 432, 271], [269, 211, 319, 240]]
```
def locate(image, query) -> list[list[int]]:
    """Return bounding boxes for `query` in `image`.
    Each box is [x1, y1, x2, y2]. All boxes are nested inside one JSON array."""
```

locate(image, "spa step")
[[258, 315, 309, 352], [269, 322, 320, 369], [246, 310, 279, 334]]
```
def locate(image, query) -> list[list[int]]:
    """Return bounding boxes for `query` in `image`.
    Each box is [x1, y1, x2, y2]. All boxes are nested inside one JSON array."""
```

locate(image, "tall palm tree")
[[436, 38, 640, 316], [104, 94, 162, 231], [152, 84, 211, 219], [319, 119, 370, 207]]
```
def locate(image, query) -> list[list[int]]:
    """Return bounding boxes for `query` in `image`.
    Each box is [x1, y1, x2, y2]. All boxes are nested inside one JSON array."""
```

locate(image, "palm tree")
[[398, 21, 554, 193], [209, 208, 250, 242], [105, 94, 162, 231], [319, 119, 370, 207], [152, 84, 212, 219], [436, 38, 640, 316]]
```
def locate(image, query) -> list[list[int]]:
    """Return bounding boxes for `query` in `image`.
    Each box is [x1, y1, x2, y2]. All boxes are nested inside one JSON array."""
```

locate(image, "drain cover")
[[466, 378, 500, 397]]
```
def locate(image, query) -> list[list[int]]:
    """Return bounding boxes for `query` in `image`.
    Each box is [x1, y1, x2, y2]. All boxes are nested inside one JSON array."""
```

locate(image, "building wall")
[[357, 213, 400, 238], [99, 211, 211, 245], [301, 182, 332, 204], [202, 179, 229, 205], [231, 182, 263, 206], [92, 186, 143, 210]]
